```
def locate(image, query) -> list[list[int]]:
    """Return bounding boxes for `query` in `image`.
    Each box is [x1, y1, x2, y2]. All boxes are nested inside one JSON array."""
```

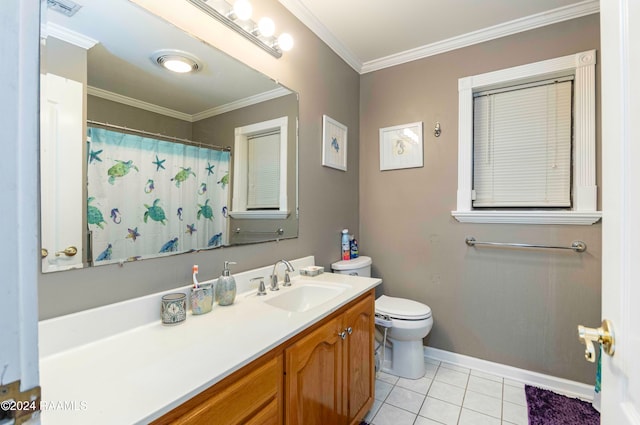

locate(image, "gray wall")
[[359, 14, 601, 384], [38, 0, 360, 319], [88, 95, 193, 140]]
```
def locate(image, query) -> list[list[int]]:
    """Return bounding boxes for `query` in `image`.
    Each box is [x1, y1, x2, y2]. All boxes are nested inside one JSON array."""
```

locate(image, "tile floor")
[[364, 359, 529, 425]]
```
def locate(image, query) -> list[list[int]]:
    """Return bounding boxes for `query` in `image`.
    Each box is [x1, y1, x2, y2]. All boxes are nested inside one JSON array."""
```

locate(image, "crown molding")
[[88, 86, 292, 123], [361, 0, 599, 73], [278, 0, 362, 72], [280, 0, 598, 75], [192, 86, 292, 121], [87, 86, 194, 122], [44, 22, 98, 49]]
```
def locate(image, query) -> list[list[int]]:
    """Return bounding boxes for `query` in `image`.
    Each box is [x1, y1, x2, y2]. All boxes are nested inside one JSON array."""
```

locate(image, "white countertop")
[[38, 256, 381, 424]]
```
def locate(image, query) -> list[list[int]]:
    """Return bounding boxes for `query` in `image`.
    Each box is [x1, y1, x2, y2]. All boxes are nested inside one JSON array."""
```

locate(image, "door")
[[40, 73, 84, 272], [0, 0, 41, 423], [342, 293, 374, 425], [285, 316, 343, 425], [600, 1, 640, 423]]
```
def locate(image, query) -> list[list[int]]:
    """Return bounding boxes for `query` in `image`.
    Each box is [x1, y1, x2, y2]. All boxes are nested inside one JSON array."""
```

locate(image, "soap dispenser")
[[216, 261, 237, 306]]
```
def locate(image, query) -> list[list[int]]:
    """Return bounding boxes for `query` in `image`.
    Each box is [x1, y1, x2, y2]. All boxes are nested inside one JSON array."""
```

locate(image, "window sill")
[[451, 210, 602, 225], [229, 210, 290, 220]]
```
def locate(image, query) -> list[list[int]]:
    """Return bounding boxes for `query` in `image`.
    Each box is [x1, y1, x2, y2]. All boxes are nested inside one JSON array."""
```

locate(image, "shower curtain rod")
[[465, 237, 587, 253], [87, 120, 231, 152]]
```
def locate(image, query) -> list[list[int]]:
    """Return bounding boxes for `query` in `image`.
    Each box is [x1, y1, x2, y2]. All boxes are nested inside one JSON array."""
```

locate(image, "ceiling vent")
[[47, 0, 82, 17]]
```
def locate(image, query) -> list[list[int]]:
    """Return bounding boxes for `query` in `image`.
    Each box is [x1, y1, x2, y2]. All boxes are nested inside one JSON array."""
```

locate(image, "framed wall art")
[[379, 122, 424, 171], [322, 114, 347, 171]]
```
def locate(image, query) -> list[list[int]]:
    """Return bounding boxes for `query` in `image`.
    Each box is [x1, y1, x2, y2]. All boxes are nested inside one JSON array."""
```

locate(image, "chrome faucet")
[[271, 259, 295, 290]]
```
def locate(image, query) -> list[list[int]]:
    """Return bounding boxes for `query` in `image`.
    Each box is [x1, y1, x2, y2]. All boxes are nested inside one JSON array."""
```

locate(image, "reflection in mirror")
[[40, 0, 298, 273]]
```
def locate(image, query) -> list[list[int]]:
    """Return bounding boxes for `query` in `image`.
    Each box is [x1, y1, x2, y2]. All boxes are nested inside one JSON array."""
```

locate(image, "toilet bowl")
[[330, 256, 433, 380], [375, 295, 433, 379]]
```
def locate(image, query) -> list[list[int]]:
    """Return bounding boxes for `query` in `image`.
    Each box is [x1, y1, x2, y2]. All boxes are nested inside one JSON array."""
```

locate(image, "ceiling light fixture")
[[187, 0, 293, 59], [151, 50, 201, 74]]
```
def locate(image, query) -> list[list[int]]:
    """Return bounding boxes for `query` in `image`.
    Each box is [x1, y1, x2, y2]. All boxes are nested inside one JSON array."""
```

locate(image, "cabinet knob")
[[338, 331, 347, 340], [346, 327, 353, 335]]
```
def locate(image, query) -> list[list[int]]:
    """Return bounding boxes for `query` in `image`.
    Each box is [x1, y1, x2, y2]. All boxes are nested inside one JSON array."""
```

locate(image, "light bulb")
[[163, 59, 193, 73], [257, 17, 275, 37], [277, 33, 294, 51], [232, 0, 252, 20]]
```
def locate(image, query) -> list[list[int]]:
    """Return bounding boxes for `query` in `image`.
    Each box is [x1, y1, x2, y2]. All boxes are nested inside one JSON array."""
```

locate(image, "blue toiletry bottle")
[[350, 236, 359, 259]]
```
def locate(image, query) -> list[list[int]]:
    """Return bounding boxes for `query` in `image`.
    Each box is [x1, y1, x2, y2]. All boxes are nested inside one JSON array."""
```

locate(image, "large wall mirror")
[[40, 0, 298, 273]]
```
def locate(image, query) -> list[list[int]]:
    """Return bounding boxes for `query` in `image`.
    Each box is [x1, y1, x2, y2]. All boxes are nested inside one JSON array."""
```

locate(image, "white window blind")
[[472, 79, 573, 207], [247, 131, 280, 209]]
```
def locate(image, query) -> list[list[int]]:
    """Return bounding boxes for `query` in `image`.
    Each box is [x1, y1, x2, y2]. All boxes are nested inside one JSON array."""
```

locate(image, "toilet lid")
[[375, 295, 432, 320], [331, 256, 372, 270]]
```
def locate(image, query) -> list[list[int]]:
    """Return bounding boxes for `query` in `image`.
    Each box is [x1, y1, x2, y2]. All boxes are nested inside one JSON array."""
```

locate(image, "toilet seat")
[[375, 295, 432, 321]]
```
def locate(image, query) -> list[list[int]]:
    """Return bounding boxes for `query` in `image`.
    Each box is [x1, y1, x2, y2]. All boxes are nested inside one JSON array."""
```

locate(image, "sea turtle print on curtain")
[[87, 127, 230, 265]]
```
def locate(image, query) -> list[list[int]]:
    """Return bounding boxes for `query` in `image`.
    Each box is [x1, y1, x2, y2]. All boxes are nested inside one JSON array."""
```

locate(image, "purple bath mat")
[[525, 385, 600, 425]]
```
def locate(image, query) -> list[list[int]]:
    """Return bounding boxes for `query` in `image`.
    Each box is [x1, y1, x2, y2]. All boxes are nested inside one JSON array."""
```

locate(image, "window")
[[231, 117, 289, 219], [473, 78, 572, 208], [247, 130, 281, 209], [452, 50, 601, 225]]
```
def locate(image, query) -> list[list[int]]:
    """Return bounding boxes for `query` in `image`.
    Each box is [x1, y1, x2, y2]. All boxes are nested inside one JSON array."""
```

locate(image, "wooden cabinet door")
[[285, 315, 344, 425], [342, 293, 375, 425]]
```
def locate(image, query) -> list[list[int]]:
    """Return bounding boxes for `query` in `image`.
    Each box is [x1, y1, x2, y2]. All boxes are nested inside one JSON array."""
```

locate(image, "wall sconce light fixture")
[[187, 0, 293, 58]]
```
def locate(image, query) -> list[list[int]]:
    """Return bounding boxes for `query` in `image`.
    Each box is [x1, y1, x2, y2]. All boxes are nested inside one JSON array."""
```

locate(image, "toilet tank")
[[331, 256, 372, 277]]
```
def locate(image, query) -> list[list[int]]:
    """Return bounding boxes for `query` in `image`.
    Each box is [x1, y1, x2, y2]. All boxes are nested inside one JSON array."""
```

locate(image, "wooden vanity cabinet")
[[154, 290, 374, 425], [151, 350, 283, 425], [285, 292, 374, 425]]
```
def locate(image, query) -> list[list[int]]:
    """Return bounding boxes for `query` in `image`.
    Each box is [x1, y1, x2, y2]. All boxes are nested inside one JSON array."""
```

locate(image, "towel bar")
[[465, 237, 587, 253]]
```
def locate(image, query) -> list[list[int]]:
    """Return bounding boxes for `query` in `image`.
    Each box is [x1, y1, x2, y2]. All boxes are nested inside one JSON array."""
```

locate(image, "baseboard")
[[424, 346, 595, 401]]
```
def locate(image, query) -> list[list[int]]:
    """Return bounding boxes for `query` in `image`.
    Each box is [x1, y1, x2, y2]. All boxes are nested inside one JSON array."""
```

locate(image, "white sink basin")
[[264, 283, 348, 313]]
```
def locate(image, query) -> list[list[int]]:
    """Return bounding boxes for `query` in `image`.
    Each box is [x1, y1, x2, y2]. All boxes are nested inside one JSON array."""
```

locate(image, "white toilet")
[[375, 295, 433, 379], [331, 256, 434, 379]]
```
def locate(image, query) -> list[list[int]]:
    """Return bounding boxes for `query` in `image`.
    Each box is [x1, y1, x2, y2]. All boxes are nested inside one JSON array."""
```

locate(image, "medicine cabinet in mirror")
[[40, 0, 298, 273]]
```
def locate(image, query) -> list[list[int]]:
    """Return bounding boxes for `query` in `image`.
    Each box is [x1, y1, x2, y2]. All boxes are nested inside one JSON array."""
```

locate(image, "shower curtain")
[[87, 127, 230, 265]]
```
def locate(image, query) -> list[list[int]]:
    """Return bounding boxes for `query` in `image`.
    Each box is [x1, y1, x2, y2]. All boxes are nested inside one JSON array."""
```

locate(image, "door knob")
[[55, 246, 78, 257], [577, 319, 615, 363]]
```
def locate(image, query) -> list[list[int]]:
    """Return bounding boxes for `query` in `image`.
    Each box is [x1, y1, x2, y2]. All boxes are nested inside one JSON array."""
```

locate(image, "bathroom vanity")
[[38, 257, 380, 424], [153, 290, 373, 425]]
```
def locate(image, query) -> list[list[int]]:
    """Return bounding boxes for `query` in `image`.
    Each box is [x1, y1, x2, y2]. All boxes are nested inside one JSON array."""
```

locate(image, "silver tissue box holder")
[[300, 266, 324, 277]]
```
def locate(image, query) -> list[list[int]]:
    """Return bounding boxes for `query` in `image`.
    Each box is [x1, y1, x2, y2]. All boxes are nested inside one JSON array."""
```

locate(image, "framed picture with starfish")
[[322, 114, 348, 171]]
